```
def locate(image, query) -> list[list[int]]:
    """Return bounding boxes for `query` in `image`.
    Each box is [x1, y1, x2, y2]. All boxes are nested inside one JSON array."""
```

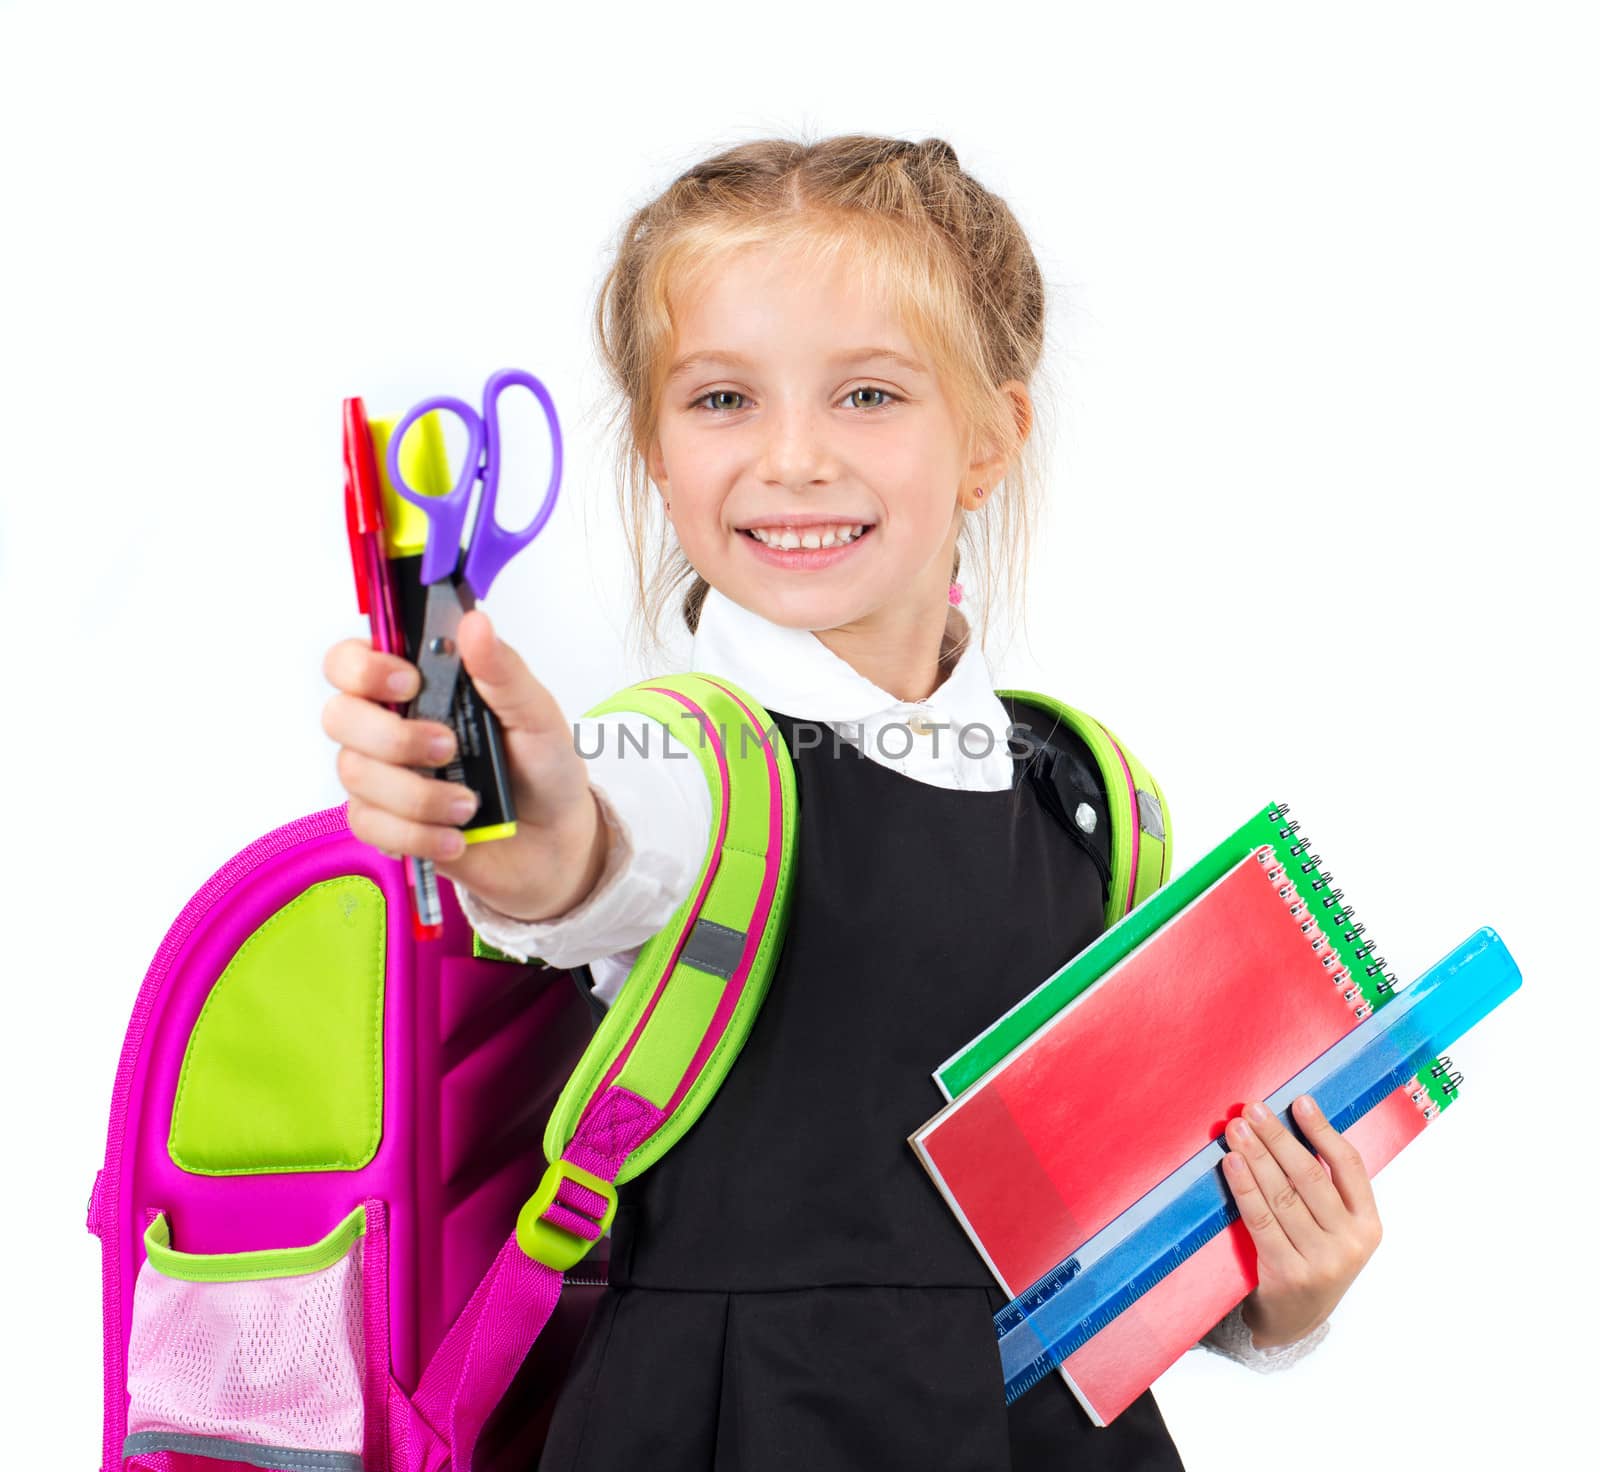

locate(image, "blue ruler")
[[995, 926, 1521, 1403]]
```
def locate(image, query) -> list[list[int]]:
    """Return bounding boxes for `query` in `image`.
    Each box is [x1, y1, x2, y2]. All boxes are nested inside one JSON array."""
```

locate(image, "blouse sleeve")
[[1192, 1302, 1332, 1372]]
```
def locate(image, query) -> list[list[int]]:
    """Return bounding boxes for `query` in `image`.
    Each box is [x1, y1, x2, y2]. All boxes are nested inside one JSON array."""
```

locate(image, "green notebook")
[[932, 801, 1457, 1115]]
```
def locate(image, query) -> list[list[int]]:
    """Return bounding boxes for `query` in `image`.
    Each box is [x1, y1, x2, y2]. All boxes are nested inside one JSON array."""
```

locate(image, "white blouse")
[[453, 584, 1330, 1373]]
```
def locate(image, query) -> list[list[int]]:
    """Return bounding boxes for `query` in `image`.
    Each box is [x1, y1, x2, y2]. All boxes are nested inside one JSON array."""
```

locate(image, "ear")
[[961, 381, 1033, 510], [646, 436, 670, 505]]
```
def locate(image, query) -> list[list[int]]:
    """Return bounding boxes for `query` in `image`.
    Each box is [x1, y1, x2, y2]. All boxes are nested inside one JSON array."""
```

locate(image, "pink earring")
[[948, 580, 964, 607], [973, 486, 985, 500]]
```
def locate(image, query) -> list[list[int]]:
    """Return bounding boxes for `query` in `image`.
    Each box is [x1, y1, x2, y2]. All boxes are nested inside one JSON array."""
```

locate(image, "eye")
[[694, 389, 749, 413], [843, 385, 897, 410]]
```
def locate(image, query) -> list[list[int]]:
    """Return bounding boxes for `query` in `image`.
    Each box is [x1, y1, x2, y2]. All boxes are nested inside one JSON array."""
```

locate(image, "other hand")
[[1221, 1093, 1383, 1348]]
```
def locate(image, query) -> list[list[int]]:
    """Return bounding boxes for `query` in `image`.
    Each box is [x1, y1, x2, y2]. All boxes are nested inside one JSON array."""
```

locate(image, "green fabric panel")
[[473, 931, 525, 965], [143, 1205, 367, 1282], [472, 929, 553, 968], [613, 965, 728, 1107], [719, 713, 782, 857], [169, 876, 386, 1175], [695, 848, 770, 933]]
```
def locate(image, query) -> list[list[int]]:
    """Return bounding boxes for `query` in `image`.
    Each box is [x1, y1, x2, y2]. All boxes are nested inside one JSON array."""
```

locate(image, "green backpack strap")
[[997, 688, 1173, 928], [528, 673, 797, 1195]]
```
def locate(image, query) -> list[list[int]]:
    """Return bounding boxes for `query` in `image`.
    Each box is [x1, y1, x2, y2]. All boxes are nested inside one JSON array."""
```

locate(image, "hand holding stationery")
[[328, 368, 594, 935], [322, 610, 610, 923], [1221, 1092, 1383, 1349]]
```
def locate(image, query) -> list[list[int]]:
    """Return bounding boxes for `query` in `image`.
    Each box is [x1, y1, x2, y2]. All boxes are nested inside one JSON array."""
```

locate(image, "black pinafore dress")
[[538, 704, 1188, 1471]]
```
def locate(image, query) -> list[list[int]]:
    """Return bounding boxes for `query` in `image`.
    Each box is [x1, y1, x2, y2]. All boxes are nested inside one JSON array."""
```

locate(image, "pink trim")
[[361, 1198, 391, 1472], [1093, 722, 1141, 917]]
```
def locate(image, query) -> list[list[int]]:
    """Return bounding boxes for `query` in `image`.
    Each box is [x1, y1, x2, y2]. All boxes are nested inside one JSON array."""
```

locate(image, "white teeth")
[[747, 523, 868, 549]]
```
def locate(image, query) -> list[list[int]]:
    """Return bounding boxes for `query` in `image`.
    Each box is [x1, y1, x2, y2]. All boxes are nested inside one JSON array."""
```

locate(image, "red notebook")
[[911, 848, 1442, 1426]]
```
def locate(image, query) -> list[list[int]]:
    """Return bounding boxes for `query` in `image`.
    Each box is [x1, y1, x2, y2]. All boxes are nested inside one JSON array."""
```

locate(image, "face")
[[648, 241, 987, 639]]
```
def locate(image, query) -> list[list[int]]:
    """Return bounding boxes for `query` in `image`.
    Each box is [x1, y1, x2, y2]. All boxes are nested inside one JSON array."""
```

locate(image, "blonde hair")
[[592, 132, 1050, 663]]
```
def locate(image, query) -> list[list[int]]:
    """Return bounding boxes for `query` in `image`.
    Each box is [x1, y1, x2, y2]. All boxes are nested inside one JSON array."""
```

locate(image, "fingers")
[[322, 690, 457, 771], [323, 636, 420, 705], [346, 794, 470, 865], [1233, 1100, 1350, 1238], [338, 746, 479, 831], [332, 720, 471, 863], [1291, 1094, 1383, 1246], [1220, 1131, 1298, 1265], [322, 636, 441, 759]]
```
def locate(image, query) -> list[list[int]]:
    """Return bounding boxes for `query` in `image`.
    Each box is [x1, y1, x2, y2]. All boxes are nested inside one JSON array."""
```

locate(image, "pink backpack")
[[86, 804, 593, 1471], [87, 674, 1169, 1471]]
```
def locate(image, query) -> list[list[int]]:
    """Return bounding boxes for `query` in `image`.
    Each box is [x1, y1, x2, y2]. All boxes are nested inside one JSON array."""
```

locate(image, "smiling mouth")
[[738, 523, 874, 550]]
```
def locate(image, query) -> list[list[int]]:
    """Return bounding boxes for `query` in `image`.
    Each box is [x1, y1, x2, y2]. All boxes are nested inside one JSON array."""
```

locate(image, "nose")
[[754, 396, 839, 491]]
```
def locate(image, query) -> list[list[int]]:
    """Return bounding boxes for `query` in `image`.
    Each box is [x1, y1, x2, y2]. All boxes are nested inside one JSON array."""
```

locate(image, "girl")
[[323, 134, 1383, 1470]]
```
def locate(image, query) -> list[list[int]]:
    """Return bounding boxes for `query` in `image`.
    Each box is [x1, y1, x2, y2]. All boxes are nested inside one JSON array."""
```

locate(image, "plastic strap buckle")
[[515, 1158, 618, 1271]]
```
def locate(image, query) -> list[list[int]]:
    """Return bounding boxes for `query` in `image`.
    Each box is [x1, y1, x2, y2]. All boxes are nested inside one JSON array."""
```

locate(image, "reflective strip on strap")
[[678, 917, 748, 979], [123, 1431, 363, 1471]]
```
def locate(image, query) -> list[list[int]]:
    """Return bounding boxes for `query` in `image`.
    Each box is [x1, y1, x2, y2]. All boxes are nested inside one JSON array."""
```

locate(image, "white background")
[[2, 1, 1592, 1466]]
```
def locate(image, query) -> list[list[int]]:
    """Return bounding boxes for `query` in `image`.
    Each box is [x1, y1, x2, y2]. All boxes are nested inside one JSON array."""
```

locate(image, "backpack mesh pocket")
[[123, 1206, 368, 1470]]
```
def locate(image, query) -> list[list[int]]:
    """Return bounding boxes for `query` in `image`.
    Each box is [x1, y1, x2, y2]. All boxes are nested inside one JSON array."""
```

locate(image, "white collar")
[[689, 585, 1019, 792]]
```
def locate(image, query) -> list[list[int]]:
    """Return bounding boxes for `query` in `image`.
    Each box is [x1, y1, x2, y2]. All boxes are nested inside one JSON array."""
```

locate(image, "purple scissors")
[[385, 367, 563, 729], [387, 365, 563, 597]]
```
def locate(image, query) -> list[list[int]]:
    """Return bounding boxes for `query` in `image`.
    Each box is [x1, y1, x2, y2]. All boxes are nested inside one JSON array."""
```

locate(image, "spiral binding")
[[1258, 802, 1400, 1019], [1402, 1053, 1465, 1120]]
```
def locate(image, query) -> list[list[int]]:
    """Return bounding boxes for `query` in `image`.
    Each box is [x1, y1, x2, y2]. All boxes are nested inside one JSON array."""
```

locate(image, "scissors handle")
[[387, 394, 486, 587], [386, 367, 564, 596], [467, 368, 563, 599]]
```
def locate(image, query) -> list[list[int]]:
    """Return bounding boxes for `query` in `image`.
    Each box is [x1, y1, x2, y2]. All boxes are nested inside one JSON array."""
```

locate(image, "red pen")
[[342, 396, 445, 942]]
